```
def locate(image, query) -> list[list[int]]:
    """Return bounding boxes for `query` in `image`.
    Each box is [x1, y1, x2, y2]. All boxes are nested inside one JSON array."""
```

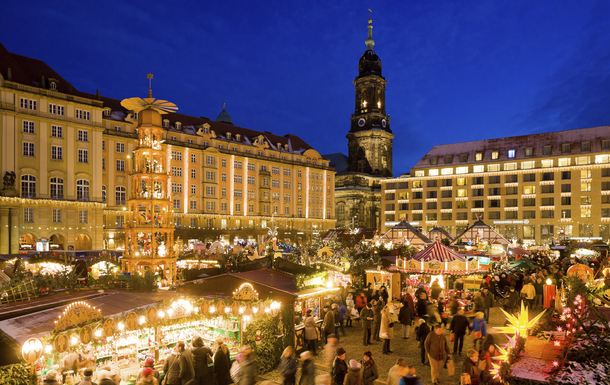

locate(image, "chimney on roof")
[[41, 75, 45, 88], [68, 82, 73, 94], [7, 68, 11, 81], [96, 90, 100, 100]]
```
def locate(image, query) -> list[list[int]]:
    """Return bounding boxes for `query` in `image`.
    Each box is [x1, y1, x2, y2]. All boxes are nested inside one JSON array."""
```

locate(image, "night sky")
[[3, 1, 610, 176]]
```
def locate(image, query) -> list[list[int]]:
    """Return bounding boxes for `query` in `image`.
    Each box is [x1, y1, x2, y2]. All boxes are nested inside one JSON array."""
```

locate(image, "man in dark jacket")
[[462, 349, 480, 385], [360, 303, 374, 345], [163, 341, 194, 385], [473, 292, 485, 315], [505, 286, 520, 316], [323, 305, 336, 343], [481, 287, 493, 322], [191, 337, 213, 385], [449, 308, 470, 355], [332, 348, 348, 385], [398, 302, 413, 339], [163, 352, 180, 385], [424, 325, 451, 385], [430, 281, 442, 301], [372, 300, 383, 342], [416, 319, 431, 365]]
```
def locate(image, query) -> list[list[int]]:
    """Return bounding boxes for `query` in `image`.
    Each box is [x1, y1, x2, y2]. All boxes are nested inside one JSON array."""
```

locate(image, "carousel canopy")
[[453, 219, 510, 245], [412, 241, 465, 262]]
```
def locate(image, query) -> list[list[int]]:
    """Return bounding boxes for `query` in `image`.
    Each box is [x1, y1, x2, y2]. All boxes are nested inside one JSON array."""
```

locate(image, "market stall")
[[366, 269, 401, 299], [380, 220, 431, 247]]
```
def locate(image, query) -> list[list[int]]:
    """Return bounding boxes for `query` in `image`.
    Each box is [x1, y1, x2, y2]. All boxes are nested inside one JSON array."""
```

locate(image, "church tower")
[[347, 14, 394, 177]]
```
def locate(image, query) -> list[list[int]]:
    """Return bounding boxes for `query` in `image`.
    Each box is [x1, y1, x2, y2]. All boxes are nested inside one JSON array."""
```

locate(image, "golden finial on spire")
[[368, 9, 372, 24], [147, 73, 153, 98], [223, 102, 226, 110]]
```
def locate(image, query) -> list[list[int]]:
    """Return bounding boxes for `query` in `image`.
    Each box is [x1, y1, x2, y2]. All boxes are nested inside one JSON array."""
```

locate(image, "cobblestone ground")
[[260, 307, 520, 385]]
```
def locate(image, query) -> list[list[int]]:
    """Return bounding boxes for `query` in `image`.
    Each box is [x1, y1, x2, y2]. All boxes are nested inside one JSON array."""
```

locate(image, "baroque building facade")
[[0, 43, 335, 253], [332, 16, 394, 230], [381, 127, 610, 244]]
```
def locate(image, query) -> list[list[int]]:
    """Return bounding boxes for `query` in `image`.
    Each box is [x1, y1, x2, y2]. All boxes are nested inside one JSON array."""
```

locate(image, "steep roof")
[[413, 125, 610, 170], [0, 43, 319, 156]]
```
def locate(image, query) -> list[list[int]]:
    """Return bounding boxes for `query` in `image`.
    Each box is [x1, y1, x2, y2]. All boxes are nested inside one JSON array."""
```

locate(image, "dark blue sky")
[[3, 1, 610, 175]]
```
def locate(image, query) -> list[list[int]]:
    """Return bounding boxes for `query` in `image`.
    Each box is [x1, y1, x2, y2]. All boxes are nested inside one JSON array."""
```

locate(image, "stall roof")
[[427, 227, 456, 242], [0, 291, 176, 345], [453, 219, 509, 245], [381, 221, 431, 246], [176, 268, 298, 296]]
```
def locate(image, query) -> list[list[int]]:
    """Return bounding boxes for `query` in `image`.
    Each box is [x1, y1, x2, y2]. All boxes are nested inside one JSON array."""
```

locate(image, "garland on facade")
[[295, 271, 328, 292]]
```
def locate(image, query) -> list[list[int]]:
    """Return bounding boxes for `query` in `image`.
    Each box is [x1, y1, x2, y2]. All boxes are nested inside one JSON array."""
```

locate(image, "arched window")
[[336, 204, 345, 223], [50, 177, 64, 199], [77, 180, 90, 201], [102, 185, 106, 203], [115, 186, 126, 205], [21, 175, 36, 198]]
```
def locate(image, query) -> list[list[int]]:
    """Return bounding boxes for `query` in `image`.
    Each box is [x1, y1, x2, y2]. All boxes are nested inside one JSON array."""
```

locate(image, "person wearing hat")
[[136, 367, 158, 385], [344, 360, 363, 385], [77, 368, 95, 385], [136, 358, 160, 384], [331, 348, 348, 385], [43, 370, 60, 385], [360, 351, 378, 385], [303, 309, 319, 356]]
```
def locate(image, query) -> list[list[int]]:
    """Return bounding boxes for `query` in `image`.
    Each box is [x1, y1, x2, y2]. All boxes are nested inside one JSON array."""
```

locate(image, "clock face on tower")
[[382, 119, 386, 128], [358, 118, 366, 127]]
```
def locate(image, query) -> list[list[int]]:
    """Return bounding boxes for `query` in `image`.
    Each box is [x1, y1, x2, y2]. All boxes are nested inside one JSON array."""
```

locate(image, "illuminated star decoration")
[[492, 344, 509, 362], [495, 302, 546, 337], [489, 362, 502, 380]]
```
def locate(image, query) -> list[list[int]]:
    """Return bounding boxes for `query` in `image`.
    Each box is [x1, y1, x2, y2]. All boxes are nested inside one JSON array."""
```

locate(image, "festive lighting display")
[[496, 302, 546, 337]]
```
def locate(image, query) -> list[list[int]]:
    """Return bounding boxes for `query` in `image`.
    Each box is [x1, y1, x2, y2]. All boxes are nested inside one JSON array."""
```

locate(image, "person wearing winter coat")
[[213, 339, 232, 385], [323, 306, 336, 343], [430, 281, 442, 300], [355, 292, 368, 314], [239, 347, 258, 385], [416, 319, 431, 365], [398, 301, 413, 339], [473, 292, 485, 314], [372, 300, 383, 342], [190, 337, 213, 385], [43, 370, 60, 385], [424, 324, 451, 385], [437, 298, 448, 327], [360, 303, 374, 345], [346, 294, 355, 327], [505, 286, 520, 315], [470, 312, 487, 352], [344, 360, 363, 385], [386, 358, 408, 385], [462, 349, 480, 385], [404, 292, 416, 315], [299, 351, 315, 385], [480, 287, 493, 322], [398, 366, 424, 385], [135, 359, 160, 384], [338, 302, 347, 336], [416, 298, 427, 318], [360, 351, 378, 385], [380, 305, 394, 354], [136, 368, 159, 385], [331, 348, 348, 385], [304, 310, 319, 355], [449, 308, 470, 355], [279, 346, 298, 385], [533, 278, 544, 310], [449, 295, 460, 316]]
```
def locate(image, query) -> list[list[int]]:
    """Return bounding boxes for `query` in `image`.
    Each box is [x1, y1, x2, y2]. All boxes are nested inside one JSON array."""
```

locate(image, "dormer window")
[[226, 132, 231, 140], [163, 120, 169, 128], [176, 122, 181, 130], [284, 144, 289, 151], [204, 127, 209, 134], [277, 143, 282, 150], [104, 109, 111, 117], [50, 82, 57, 90], [235, 134, 241, 142]]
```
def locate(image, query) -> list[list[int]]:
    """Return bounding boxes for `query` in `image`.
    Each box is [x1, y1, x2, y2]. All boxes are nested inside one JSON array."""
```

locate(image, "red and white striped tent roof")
[[412, 241, 465, 262]]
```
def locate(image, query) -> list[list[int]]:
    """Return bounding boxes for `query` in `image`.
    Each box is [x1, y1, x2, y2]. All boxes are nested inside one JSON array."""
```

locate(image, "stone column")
[[10, 207, 19, 254], [0, 208, 9, 254]]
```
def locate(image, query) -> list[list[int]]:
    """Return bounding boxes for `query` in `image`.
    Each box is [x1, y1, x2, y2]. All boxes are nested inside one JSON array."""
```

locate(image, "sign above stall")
[[126, 312, 138, 331], [54, 333, 68, 353], [146, 307, 158, 324], [79, 325, 93, 344], [233, 282, 259, 301], [54, 301, 102, 332]]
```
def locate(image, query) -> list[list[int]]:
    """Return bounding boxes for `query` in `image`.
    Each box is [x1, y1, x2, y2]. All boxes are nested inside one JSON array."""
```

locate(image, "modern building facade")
[[0, 43, 335, 253], [332, 16, 394, 230], [381, 126, 610, 244]]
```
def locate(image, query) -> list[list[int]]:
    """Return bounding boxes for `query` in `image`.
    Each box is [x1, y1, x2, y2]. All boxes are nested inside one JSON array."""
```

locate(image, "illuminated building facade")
[[0, 43, 335, 252], [381, 126, 610, 244]]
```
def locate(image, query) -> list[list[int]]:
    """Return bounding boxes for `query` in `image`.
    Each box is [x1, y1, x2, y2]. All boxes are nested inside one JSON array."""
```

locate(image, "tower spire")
[[147, 73, 153, 98], [365, 9, 375, 51]]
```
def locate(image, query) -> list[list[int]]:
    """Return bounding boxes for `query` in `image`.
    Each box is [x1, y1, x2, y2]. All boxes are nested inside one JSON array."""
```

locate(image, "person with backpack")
[[331, 348, 348, 385], [213, 338, 232, 385], [398, 366, 423, 385], [470, 312, 487, 352], [279, 346, 298, 385]]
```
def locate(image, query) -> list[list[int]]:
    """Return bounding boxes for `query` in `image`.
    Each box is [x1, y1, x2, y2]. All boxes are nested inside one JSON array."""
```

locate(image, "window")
[[191, 169, 196, 179], [525, 147, 533, 157], [488, 176, 500, 184], [460, 154, 468, 162], [475, 152, 483, 161], [506, 211, 518, 219], [248, 190, 255, 199], [116, 159, 125, 171], [561, 143, 571, 153], [427, 180, 437, 188], [444, 155, 453, 164], [102, 186, 106, 203], [234, 189, 243, 198], [272, 166, 279, 175], [205, 186, 215, 196], [102, 141, 105, 151], [221, 158, 227, 167], [206, 202, 215, 211], [22, 120, 35, 134], [115, 186, 126, 205], [541, 197, 554, 206], [75, 109, 90, 120], [412, 202, 423, 210], [430, 157, 438, 165], [581, 141, 590, 152], [20, 98, 37, 110], [523, 173, 536, 182], [521, 161, 535, 169], [428, 169, 439, 176], [116, 143, 125, 153], [441, 190, 452, 198], [561, 196, 572, 205], [206, 156, 216, 166], [508, 149, 515, 158], [523, 185, 536, 194], [171, 136, 177, 141], [173, 199, 181, 210], [24, 207, 34, 223], [456, 166, 468, 174], [541, 185, 554, 194], [581, 169, 591, 179], [190, 154, 196, 163], [76, 180, 90, 201], [581, 195, 591, 205], [457, 212, 468, 220], [506, 186, 518, 195], [427, 202, 437, 210], [51, 125, 63, 138], [206, 171, 215, 181], [575, 156, 591, 165], [234, 174, 242, 184], [489, 211, 501, 219], [488, 164, 500, 172], [50, 177, 64, 199], [172, 167, 182, 177], [473, 188, 484, 197], [505, 199, 518, 207], [523, 210, 536, 219], [79, 210, 88, 224], [249, 204, 254, 213], [473, 165, 484, 173], [543, 145, 552, 155], [560, 184, 571, 193], [473, 200, 484, 208], [504, 163, 517, 171], [561, 171, 571, 180], [51, 145, 63, 160], [413, 191, 423, 199], [272, 179, 280, 188], [78, 130, 89, 142], [560, 209, 571, 219], [190, 184, 196, 194], [456, 189, 468, 197], [190, 201, 197, 210], [171, 183, 182, 193], [23, 142, 35, 157], [52, 209, 62, 223], [581, 182, 591, 192], [523, 198, 536, 206], [48, 104, 64, 115], [171, 151, 182, 161], [456, 178, 467, 186], [221, 187, 227, 197], [581, 209, 591, 218], [78, 149, 88, 163], [488, 187, 501, 196]]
